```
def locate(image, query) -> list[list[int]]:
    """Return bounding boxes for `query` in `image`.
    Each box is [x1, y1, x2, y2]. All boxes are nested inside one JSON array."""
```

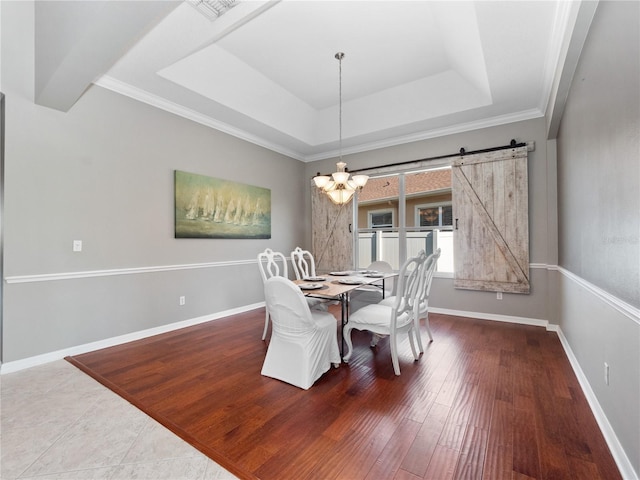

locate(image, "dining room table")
[[293, 269, 398, 359]]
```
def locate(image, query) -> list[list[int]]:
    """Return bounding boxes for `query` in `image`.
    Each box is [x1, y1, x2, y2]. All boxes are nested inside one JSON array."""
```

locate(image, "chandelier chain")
[[336, 52, 344, 161], [311, 52, 367, 206]]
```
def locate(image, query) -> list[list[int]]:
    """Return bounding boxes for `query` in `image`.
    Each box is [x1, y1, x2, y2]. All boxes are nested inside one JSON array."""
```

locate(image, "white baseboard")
[[430, 307, 553, 330], [431, 306, 637, 480], [0, 302, 264, 375], [555, 327, 638, 480]]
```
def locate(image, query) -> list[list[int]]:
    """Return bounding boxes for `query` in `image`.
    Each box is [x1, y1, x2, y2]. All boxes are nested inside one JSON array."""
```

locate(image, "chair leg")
[[414, 316, 425, 354], [424, 311, 433, 342], [408, 328, 419, 361], [343, 324, 355, 363], [390, 331, 401, 375], [261, 310, 270, 341]]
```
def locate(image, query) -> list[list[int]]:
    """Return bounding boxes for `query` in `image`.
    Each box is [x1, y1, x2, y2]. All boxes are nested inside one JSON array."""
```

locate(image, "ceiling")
[[33, 0, 588, 161]]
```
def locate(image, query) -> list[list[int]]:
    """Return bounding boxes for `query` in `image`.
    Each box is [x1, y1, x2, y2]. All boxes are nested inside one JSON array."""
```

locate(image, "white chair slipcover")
[[261, 276, 340, 389], [257, 248, 288, 340], [343, 251, 427, 375]]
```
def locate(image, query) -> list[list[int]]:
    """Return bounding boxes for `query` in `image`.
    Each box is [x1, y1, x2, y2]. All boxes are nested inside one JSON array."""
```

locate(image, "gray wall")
[[557, 1, 640, 309], [1, 1, 306, 362], [556, 1, 640, 475]]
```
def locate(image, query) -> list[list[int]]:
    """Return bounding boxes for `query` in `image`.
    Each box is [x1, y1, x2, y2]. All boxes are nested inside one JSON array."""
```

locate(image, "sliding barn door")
[[311, 183, 353, 273], [452, 145, 529, 293]]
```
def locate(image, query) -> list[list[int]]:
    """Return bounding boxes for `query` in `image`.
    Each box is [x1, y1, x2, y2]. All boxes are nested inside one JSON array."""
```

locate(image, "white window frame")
[[415, 201, 453, 228], [354, 168, 454, 275], [368, 208, 395, 229]]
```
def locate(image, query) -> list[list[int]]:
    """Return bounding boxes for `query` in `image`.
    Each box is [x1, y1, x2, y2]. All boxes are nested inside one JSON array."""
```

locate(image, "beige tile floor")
[[1, 360, 238, 480]]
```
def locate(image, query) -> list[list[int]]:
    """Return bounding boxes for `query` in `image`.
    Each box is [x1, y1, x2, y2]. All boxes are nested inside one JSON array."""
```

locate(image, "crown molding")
[[93, 76, 306, 161], [303, 108, 544, 162], [94, 76, 546, 164]]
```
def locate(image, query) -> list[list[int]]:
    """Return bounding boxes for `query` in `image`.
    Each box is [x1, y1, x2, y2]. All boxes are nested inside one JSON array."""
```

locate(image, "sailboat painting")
[[174, 170, 271, 239]]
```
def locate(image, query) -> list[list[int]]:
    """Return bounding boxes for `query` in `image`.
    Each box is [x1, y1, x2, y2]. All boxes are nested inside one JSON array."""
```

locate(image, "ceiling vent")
[[187, 0, 238, 21]]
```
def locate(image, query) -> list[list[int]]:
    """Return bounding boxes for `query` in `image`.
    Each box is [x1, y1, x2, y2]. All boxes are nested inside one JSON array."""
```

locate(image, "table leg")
[[340, 293, 346, 360]]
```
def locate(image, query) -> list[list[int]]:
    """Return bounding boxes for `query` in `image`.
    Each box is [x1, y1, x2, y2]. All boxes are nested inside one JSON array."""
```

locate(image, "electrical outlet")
[[73, 240, 82, 252], [496, 292, 503, 300], [604, 362, 610, 385], [179, 296, 186, 306]]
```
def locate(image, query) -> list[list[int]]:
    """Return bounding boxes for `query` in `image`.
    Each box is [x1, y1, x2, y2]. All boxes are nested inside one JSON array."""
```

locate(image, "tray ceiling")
[[34, 1, 581, 161]]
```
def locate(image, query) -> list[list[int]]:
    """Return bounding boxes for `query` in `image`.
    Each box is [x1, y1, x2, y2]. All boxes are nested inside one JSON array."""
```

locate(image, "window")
[[369, 209, 394, 228], [416, 203, 453, 227], [355, 167, 453, 273]]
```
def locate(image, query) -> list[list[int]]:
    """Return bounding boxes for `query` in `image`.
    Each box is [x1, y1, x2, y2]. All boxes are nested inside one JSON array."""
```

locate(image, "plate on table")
[[330, 271, 350, 276], [299, 283, 324, 290], [364, 273, 385, 278], [338, 278, 365, 285], [303, 276, 326, 282]]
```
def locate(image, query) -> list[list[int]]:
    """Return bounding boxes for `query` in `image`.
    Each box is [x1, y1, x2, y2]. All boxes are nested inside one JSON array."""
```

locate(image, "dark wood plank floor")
[[66, 308, 621, 480]]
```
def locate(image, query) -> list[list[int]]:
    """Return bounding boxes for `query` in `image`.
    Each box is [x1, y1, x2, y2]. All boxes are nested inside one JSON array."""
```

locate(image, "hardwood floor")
[[66, 308, 621, 480]]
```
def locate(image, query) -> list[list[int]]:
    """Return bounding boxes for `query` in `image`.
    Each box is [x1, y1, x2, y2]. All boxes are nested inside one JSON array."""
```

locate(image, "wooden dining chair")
[[257, 248, 288, 340], [343, 251, 427, 375]]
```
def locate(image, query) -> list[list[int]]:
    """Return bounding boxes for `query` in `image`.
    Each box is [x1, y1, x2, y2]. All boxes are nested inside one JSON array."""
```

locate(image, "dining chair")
[[368, 261, 397, 295], [379, 249, 440, 353], [349, 260, 394, 314], [343, 251, 427, 375], [290, 246, 318, 280], [261, 276, 340, 389], [257, 248, 288, 340], [415, 248, 441, 348], [290, 246, 332, 311]]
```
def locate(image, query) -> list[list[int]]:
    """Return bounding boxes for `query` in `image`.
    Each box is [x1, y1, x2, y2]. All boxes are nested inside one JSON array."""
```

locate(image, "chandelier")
[[313, 53, 368, 205]]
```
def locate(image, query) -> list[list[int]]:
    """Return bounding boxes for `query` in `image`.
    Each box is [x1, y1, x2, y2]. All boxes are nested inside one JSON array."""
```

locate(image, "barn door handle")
[[455, 218, 459, 230], [349, 223, 352, 233]]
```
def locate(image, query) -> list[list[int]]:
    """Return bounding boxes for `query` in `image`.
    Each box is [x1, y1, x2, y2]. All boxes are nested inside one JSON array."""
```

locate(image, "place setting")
[[303, 276, 326, 282], [336, 278, 365, 285], [298, 282, 327, 290], [360, 270, 385, 278]]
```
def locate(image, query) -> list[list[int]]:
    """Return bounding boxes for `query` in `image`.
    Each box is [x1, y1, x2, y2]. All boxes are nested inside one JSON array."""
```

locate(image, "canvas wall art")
[[174, 170, 271, 239]]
